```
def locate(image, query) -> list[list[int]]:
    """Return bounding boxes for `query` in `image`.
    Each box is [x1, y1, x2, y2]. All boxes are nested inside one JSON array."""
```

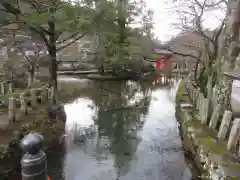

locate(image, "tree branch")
[[167, 48, 201, 62], [57, 10, 105, 51]]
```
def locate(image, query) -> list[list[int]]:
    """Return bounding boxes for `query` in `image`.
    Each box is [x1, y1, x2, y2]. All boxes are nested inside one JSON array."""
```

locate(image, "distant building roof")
[[153, 49, 173, 55]]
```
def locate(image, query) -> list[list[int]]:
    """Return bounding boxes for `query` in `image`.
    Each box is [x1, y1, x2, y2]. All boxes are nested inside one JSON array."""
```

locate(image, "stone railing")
[[186, 81, 239, 152], [184, 80, 240, 179]]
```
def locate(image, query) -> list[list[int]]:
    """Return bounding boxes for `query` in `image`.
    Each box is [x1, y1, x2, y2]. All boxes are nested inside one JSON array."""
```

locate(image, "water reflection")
[[54, 77, 190, 180]]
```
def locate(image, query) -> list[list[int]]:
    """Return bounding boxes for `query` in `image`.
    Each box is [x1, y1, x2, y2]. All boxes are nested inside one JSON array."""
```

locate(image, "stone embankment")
[[176, 78, 240, 179]]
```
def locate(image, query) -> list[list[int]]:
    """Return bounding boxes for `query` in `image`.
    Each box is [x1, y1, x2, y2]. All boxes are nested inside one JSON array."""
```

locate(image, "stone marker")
[[227, 118, 240, 150], [193, 89, 197, 105], [42, 88, 48, 102], [200, 98, 209, 124], [218, 110, 232, 140], [1, 82, 5, 94], [196, 91, 202, 110], [8, 83, 13, 93], [36, 88, 43, 103], [31, 89, 37, 107], [47, 88, 53, 102], [20, 93, 28, 115], [8, 97, 16, 122], [209, 104, 222, 129]]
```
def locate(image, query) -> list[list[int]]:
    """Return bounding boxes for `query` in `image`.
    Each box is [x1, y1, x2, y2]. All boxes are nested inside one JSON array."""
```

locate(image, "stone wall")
[[177, 79, 240, 179]]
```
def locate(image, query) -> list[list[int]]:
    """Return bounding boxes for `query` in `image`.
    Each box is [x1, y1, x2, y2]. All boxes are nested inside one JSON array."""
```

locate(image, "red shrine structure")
[[151, 49, 174, 81], [153, 49, 173, 70]]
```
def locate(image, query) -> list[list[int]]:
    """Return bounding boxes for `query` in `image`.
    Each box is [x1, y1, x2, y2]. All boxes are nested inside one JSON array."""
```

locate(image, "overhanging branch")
[[167, 48, 201, 62]]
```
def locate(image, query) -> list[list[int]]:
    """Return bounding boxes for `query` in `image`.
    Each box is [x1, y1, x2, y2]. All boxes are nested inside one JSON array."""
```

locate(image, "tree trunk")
[[27, 66, 34, 88], [216, 0, 240, 112], [117, 0, 127, 66], [48, 16, 57, 105]]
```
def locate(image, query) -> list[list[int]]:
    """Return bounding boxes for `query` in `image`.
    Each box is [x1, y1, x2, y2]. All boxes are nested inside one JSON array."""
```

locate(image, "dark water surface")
[[48, 77, 192, 180]]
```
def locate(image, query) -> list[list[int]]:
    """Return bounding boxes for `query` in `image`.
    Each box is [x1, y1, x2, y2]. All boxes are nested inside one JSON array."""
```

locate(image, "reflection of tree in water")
[[91, 81, 151, 177]]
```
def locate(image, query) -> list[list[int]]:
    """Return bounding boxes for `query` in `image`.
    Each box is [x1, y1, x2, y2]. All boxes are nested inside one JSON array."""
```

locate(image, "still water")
[[48, 77, 191, 180]]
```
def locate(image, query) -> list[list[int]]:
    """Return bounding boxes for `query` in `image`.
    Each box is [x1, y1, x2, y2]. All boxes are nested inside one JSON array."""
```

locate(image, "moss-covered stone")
[[176, 80, 240, 179]]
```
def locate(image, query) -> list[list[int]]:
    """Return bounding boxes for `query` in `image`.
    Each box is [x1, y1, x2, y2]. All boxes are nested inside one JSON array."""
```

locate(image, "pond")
[[48, 76, 192, 180]]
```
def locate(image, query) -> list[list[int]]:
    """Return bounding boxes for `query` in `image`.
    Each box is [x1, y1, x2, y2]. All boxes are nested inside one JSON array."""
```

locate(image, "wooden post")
[[209, 104, 221, 130], [217, 110, 232, 140], [1, 82, 5, 94], [8, 97, 16, 122], [20, 93, 28, 115], [227, 118, 240, 151], [200, 98, 209, 124], [31, 89, 37, 107]]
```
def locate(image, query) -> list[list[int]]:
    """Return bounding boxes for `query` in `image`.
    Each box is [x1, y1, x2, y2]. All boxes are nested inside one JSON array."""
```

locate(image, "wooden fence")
[[185, 80, 240, 156]]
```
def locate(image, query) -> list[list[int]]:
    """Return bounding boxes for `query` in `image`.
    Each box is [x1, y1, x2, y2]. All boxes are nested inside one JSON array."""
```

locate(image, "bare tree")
[[166, 0, 227, 96], [0, 0, 104, 104], [15, 38, 46, 87]]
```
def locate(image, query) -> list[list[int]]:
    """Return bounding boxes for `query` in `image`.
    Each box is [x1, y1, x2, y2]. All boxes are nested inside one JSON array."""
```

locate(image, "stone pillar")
[[8, 97, 16, 122], [200, 98, 209, 124], [20, 93, 28, 115], [196, 91, 201, 110], [36, 88, 42, 103], [218, 110, 232, 139], [1, 82, 5, 94], [197, 93, 204, 119], [212, 85, 218, 108], [209, 104, 222, 130], [227, 118, 240, 151], [31, 88, 37, 107], [41, 88, 48, 103], [8, 82, 13, 93], [48, 87, 54, 103], [234, 54, 240, 72]]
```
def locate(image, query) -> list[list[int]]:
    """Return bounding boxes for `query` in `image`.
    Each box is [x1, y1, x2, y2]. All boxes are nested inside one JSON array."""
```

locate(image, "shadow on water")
[[48, 76, 192, 180]]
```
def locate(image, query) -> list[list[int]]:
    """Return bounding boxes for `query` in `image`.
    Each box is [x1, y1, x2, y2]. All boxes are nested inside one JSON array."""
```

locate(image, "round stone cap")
[[20, 132, 44, 155]]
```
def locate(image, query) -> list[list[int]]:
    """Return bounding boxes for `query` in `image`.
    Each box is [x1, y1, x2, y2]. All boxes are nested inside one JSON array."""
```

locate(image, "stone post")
[[218, 110, 232, 139], [20, 132, 48, 180], [227, 118, 240, 151], [196, 91, 201, 110], [209, 104, 222, 130], [31, 88, 37, 107], [192, 89, 196, 105], [48, 87, 54, 103], [41, 88, 48, 103], [200, 98, 209, 124], [1, 82, 5, 94], [8, 82, 13, 93], [8, 97, 16, 122], [20, 93, 28, 115]]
